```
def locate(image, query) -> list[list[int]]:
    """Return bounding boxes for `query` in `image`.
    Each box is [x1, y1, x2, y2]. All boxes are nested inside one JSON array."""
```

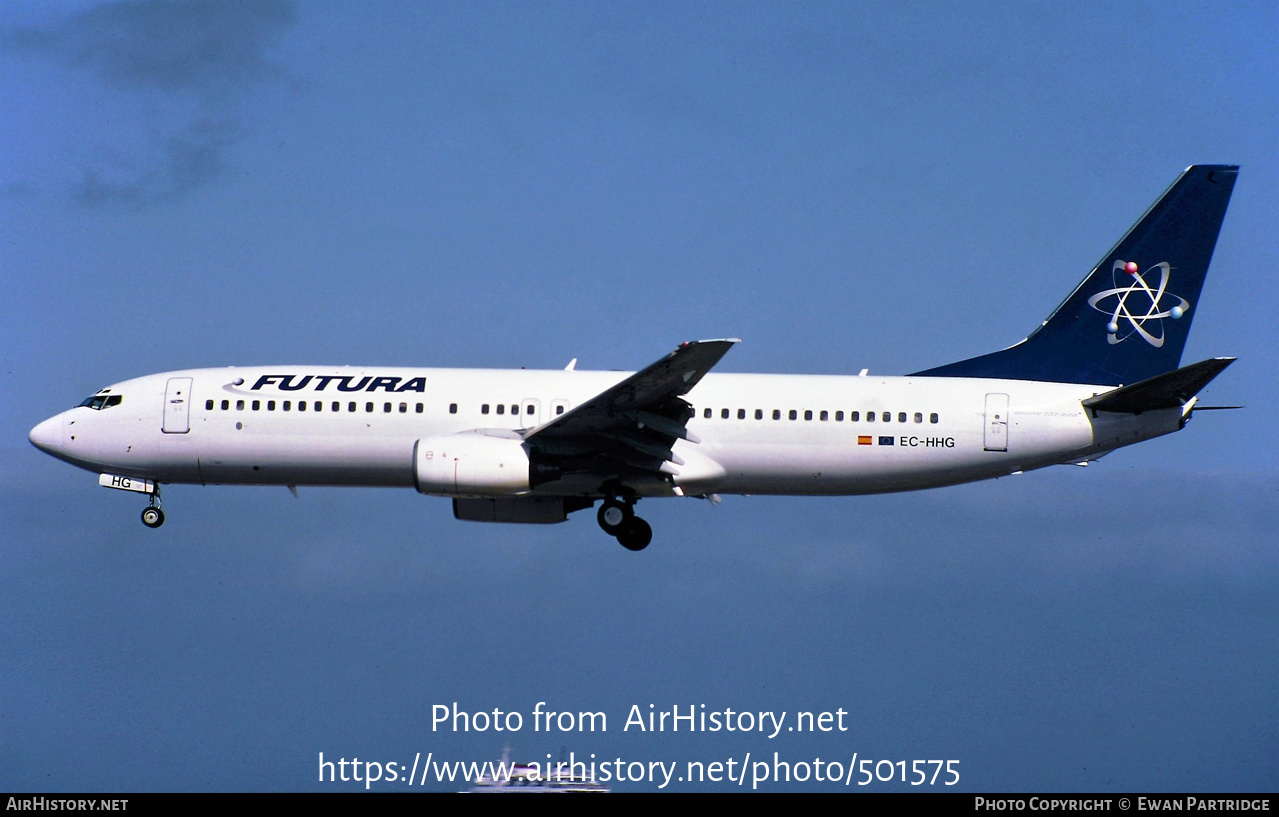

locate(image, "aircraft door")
[[163, 377, 193, 434], [984, 393, 1008, 452], [520, 399, 541, 429]]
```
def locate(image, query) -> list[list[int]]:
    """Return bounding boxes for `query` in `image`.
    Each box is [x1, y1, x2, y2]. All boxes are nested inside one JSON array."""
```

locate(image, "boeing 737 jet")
[[29, 166, 1239, 550]]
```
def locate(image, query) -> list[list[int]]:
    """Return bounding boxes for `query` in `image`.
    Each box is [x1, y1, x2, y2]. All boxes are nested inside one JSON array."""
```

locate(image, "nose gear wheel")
[[140, 486, 164, 528]]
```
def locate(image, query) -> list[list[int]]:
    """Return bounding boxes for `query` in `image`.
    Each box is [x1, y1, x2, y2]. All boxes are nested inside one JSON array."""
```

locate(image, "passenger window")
[[252, 400, 260, 411], [526, 405, 534, 415], [298, 401, 306, 412], [556, 405, 565, 415], [283, 401, 291, 411], [773, 410, 781, 420], [789, 410, 797, 420], [882, 412, 891, 422], [416, 404, 423, 413], [866, 411, 874, 422], [755, 409, 763, 420], [721, 408, 730, 419], [365, 402, 373, 412], [451, 404, 459, 415], [930, 413, 939, 424], [206, 400, 214, 410], [820, 410, 828, 421], [510, 404, 518, 415], [383, 403, 391, 413], [850, 411, 859, 422], [835, 411, 844, 421], [349, 402, 356, 412], [268, 400, 276, 411], [333, 402, 340, 412], [915, 412, 923, 423], [898, 412, 906, 423], [704, 408, 712, 419], [314, 401, 322, 412], [221, 400, 229, 410], [804, 410, 812, 421], [497, 405, 505, 415], [482, 404, 490, 415], [737, 409, 746, 419], [399, 403, 407, 413]]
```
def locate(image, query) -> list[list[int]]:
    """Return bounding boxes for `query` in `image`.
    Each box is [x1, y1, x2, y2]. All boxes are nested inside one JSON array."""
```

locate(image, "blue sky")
[[2, 1, 1276, 791]]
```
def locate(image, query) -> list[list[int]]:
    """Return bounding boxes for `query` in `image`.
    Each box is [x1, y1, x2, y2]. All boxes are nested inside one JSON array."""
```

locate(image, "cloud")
[[8, 0, 296, 206], [75, 117, 240, 206]]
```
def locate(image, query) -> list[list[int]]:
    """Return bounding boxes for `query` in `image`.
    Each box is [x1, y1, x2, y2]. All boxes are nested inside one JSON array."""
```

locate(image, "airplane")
[[29, 165, 1239, 551]]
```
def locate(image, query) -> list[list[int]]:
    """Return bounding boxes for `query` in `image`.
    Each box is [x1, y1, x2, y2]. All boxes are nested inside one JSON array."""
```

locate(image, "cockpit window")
[[78, 394, 123, 410]]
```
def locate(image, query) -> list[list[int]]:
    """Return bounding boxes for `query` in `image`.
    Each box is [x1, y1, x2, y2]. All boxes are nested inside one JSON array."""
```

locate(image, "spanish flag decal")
[[858, 436, 872, 445]]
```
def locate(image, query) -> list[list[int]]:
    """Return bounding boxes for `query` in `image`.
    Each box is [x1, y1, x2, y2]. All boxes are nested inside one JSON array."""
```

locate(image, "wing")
[[524, 339, 738, 482]]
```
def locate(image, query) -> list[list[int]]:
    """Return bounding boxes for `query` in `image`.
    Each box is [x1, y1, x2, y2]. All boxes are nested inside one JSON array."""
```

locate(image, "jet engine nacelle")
[[414, 433, 531, 496]]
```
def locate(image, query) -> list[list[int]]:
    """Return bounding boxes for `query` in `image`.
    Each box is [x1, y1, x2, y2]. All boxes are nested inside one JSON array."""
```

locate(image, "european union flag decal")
[[879, 436, 894, 446]]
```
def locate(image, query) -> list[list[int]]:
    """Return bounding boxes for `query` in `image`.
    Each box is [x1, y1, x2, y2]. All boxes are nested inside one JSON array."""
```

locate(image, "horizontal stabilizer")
[[1082, 357, 1234, 414]]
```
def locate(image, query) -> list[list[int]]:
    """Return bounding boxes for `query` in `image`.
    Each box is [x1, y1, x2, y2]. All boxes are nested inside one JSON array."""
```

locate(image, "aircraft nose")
[[29, 415, 64, 453]]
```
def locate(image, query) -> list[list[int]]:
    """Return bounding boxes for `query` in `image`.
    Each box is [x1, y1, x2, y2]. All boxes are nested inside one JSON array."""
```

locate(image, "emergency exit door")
[[520, 399, 541, 429]]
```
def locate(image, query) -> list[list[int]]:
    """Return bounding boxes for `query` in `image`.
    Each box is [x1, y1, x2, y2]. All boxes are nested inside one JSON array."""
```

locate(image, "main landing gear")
[[140, 487, 164, 528], [597, 495, 652, 551]]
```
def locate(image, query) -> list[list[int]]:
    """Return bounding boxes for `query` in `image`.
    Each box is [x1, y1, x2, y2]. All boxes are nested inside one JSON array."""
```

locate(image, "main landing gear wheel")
[[616, 517, 652, 551], [596, 491, 651, 550], [597, 499, 632, 534]]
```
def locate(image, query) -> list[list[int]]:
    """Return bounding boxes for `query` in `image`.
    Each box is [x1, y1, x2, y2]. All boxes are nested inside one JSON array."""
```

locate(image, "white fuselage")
[[29, 365, 1182, 498]]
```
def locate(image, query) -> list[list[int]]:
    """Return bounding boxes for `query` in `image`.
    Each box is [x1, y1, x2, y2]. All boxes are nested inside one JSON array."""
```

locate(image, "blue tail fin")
[[914, 165, 1238, 385]]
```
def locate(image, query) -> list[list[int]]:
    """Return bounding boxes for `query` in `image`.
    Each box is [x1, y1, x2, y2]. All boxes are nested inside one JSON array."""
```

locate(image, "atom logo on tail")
[[1086, 261, 1190, 348]]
